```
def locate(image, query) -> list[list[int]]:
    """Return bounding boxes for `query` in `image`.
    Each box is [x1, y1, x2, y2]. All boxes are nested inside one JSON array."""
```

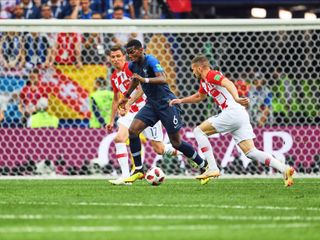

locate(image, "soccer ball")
[[145, 167, 166, 186]]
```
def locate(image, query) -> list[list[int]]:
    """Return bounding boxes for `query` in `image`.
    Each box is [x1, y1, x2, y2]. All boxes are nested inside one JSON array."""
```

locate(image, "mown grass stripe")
[[0, 201, 319, 212], [0, 223, 314, 233], [0, 214, 320, 221]]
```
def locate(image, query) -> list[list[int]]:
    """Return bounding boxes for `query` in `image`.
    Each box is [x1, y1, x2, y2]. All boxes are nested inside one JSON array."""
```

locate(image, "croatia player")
[[119, 40, 208, 183], [107, 44, 179, 185], [170, 55, 294, 187]]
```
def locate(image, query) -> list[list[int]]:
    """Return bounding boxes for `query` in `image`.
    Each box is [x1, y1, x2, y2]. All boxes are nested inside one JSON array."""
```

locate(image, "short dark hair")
[[113, 6, 124, 12], [126, 39, 142, 49], [109, 44, 126, 55], [191, 55, 210, 67]]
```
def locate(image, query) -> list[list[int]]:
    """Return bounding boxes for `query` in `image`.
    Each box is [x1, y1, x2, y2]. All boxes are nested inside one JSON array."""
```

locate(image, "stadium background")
[[0, 0, 319, 177]]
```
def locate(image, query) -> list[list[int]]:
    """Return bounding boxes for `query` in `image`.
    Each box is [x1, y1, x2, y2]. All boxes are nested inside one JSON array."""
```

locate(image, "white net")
[[0, 20, 319, 176]]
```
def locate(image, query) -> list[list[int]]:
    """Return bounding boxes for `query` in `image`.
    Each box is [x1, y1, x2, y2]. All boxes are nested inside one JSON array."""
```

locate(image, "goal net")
[[0, 19, 319, 177]]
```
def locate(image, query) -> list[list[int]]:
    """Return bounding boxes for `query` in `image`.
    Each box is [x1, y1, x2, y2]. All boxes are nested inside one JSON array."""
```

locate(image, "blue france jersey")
[[128, 54, 176, 105]]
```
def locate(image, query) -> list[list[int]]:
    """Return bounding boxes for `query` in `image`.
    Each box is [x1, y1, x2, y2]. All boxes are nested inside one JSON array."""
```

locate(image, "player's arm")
[[221, 78, 250, 107], [132, 72, 167, 85], [118, 78, 140, 109], [120, 84, 144, 114], [106, 92, 120, 131], [169, 92, 207, 106], [133, 56, 167, 84], [125, 78, 140, 98], [128, 85, 144, 106]]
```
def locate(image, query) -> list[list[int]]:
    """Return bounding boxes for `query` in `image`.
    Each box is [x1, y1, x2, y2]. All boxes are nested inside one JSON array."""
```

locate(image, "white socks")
[[115, 143, 130, 178], [164, 144, 178, 156], [193, 127, 219, 171], [246, 148, 287, 173]]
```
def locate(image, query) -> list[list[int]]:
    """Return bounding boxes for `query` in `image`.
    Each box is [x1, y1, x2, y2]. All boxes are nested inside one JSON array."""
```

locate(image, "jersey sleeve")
[[148, 55, 164, 73], [207, 70, 224, 86], [198, 80, 207, 95], [124, 64, 133, 77], [110, 72, 118, 94]]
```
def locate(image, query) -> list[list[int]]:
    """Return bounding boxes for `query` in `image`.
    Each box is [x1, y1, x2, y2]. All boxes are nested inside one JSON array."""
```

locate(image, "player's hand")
[[106, 122, 114, 132], [169, 99, 182, 106], [118, 108, 127, 116], [118, 98, 129, 110], [132, 73, 145, 83], [235, 97, 250, 108]]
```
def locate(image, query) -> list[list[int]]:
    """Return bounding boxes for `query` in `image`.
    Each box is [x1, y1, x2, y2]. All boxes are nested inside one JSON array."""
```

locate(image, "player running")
[[107, 44, 179, 185], [119, 39, 208, 183], [170, 55, 294, 187]]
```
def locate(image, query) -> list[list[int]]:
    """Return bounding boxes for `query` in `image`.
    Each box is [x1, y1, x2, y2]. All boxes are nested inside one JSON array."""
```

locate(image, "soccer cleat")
[[284, 167, 295, 187], [200, 177, 211, 185], [123, 169, 145, 183], [196, 168, 221, 180], [187, 158, 199, 169], [109, 178, 132, 186]]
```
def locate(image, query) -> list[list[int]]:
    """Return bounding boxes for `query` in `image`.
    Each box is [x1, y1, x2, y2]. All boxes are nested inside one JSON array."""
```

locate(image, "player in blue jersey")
[[119, 39, 208, 183]]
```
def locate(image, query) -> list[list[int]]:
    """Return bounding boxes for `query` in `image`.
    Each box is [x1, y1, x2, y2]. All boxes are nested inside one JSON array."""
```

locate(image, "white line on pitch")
[[0, 223, 315, 233], [0, 201, 319, 212], [0, 214, 320, 221]]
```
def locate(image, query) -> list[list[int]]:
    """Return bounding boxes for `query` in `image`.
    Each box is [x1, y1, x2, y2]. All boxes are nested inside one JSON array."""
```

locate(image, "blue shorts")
[[134, 101, 183, 134]]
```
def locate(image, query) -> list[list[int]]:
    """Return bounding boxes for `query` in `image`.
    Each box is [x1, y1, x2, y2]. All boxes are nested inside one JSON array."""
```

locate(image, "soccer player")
[[169, 55, 295, 187], [119, 39, 208, 183], [107, 44, 179, 185]]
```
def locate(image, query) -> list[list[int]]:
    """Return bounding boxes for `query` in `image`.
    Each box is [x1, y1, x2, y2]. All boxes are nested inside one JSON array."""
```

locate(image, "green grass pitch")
[[0, 178, 319, 240]]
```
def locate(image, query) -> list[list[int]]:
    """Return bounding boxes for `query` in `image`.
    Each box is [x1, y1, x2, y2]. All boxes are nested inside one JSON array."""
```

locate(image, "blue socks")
[[129, 135, 142, 169], [177, 141, 207, 168]]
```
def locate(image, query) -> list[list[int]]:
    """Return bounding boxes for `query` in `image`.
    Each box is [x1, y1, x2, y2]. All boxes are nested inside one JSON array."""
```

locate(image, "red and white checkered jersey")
[[198, 70, 244, 110], [110, 62, 146, 113]]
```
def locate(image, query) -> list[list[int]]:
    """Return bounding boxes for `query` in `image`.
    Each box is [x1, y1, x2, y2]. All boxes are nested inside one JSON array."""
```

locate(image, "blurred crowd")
[[0, 0, 193, 20], [0, 30, 117, 128]]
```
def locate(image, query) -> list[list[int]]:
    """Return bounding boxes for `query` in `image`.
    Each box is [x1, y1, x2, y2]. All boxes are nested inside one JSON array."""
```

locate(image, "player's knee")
[[193, 126, 204, 137], [114, 134, 126, 143], [170, 140, 181, 150], [128, 127, 139, 138]]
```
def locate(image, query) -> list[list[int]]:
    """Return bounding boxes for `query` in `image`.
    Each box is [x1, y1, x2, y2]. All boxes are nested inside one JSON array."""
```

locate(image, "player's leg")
[[144, 121, 178, 156], [238, 139, 294, 187], [109, 115, 132, 185], [149, 141, 179, 156], [158, 104, 207, 169], [193, 121, 220, 179], [194, 110, 241, 182], [232, 109, 294, 187], [124, 118, 148, 182], [125, 104, 158, 183], [167, 131, 207, 170]]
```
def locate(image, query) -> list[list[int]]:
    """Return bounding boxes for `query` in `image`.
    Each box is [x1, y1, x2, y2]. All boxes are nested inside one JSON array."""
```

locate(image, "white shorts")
[[207, 108, 256, 144], [117, 112, 163, 142]]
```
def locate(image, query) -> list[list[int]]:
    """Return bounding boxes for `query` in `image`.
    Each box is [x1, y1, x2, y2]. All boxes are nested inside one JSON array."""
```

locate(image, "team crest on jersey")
[[143, 68, 148, 76], [214, 74, 222, 80]]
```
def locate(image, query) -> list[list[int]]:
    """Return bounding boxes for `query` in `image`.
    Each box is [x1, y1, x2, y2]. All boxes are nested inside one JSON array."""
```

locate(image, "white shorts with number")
[[117, 112, 163, 142], [207, 108, 256, 144]]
